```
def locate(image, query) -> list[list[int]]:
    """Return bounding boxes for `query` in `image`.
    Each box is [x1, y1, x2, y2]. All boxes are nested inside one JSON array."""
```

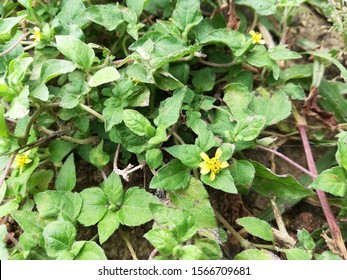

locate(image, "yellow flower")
[[199, 148, 229, 181], [249, 30, 265, 45], [13, 150, 32, 174], [30, 26, 42, 43]]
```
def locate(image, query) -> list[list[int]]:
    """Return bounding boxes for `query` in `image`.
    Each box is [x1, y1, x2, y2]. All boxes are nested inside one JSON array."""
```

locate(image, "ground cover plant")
[[0, 0, 347, 260]]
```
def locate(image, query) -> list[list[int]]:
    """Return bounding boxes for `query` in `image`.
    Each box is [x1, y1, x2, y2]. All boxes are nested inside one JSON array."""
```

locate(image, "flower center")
[[16, 156, 27, 167], [253, 32, 262, 42], [208, 158, 222, 174]]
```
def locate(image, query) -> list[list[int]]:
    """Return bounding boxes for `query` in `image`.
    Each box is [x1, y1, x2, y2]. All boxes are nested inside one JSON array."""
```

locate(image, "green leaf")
[[268, 45, 301, 61], [234, 249, 279, 260], [171, 0, 203, 39], [284, 248, 312, 260], [34, 190, 82, 222], [8, 55, 33, 86], [117, 187, 160, 226], [277, 83, 305, 100], [246, 47, 279, 79], [201, 169, 237, 193], [249, 90, 291, 126], [252, 161, 314, 198], [88, 66, 120, 87], [297, 229, 315, 251], [144, 228, 178, 256], [103, 105, 123, 132], [0, 225, 8, 260], [0, 105, 9, 139], [200, 29, 246, 54], [234, 115, 266, 141], [192, 68, 215, 93], [166, 144, 202, 168], [146, 148, 163, 170], [55, 35, 95, 69], [55, 154, 76, 191], [83, 4, 123, 31], [49, 140, 76, 164], [126, 0, 147, 16], [60, 94, 80, 109], [177, 245, 204, 260], [154, 89, 185, 128], [102, 173, 124, 205], [195, 239, 222, 260], [336, 139, 347, 171], [315, 251, 343, 260], [229, 160, 255, 194], [0, 16, 26, 42], [310, 166, 347, 197], [280, 64, 313, 81], [78, 187, 108, 226], [0, 200, 19, 218], [170, 177, 217, 229], [223, 83, 251, 116], [7, 86, 30, 120], [53, 0, 87, 28], [195, 130, 217, 152], [150, 204, 197, 243], [43, 220, 76, 258], [40, 59, 76, 84], [235, 0, 277, 16], [150, 159, 191, 191], [73, 241, 107, 260], [89, 140, 110, 168], [148, 125, 167, 146], [123, 109, 154, 137], [97, 210, 120, 244], [30, 84, 49, 101], [237, 217, 274, 242]]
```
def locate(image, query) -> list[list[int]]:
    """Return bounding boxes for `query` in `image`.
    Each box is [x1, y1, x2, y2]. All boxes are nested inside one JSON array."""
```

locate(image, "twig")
[[214, 210, 252, 249], [297, 123, 347, 259], [79, 104, 104, 121], [21, 107, 44, 145], [256, 145, 315, 178], [148, 249, 158, 260], [0, 32, 29, 58], [0, 153, 17, 190], [119, 230, 138, 260]]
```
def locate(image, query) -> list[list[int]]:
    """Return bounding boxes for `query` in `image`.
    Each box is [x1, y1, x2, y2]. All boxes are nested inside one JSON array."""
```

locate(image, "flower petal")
[[259, 39, 266, 45], [220, 161, 229, 168], [215, 148, 222, 159], [200, 152, 210, 162], [210, 171, 216, 181], [249, 30, 256, 36], [24, 158, 32, 164], [199, 162, 210, 174]]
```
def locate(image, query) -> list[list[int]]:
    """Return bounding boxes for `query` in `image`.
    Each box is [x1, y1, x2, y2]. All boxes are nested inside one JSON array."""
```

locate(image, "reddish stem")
[[297, 124, 347, 259], [0, 153, 17, 190]]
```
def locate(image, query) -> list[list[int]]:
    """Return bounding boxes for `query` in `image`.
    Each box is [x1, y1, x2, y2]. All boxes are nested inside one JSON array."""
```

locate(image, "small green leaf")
[[284, 248, 312, 260], [277, 83, 305, 100], [235, 0, 277, 16], [237, 217, 274, 242], [117, 187, 160, 226], [311, 166, 347, 197], [192, 68, 215, 93], [336, 139, 347, 171], [0, 225, 8, 260], [146, 148, 163, 170], [10, 210, 43, 243], [103, 105, 123, 132], [7, 86, 29, 120], [40, 59, 76, 84], [73, 241, 107, 260], [97, 210, 120, 244], [88, 66, 120, 87], [78, 187, 108, 226], [169, 177, 217, 229], [49, 140, 76, 164], [102, 173, 124, 205], [249, 90, 291, 126], [83, 4, 123, 31], [297, 229, 315, 251], [30, 84, 49, 101], [55, 35, 95, 69], [55, 154, 76, 191], [123, 109, 154, 137], [60, 94, 80, 109], [154, 89, 185, 129], [195, 130, 216, 152], [43, 220, 76, 258], [144, 228, 178, 256], [280, 64, 313, 81], [201, 169, 237, 193], [34, 190, 82, 222], [0, 200, 19, 218], [315, 251, 343, 260], [234, 115, 266, 142], [150, 204, 197, 243], [252, 161, 314, 198], [268, 45, 301, 61], [150, 159, 191, 191], [223, 83, 251, 116], [7, 54, 33, 86], [195, 239, 222, 260], [0, 16, 26, 42], [234, 249, 279, 260], [229, 160, 255, 194], [166, 144, 202, 168], [89, 140, 110, 168]]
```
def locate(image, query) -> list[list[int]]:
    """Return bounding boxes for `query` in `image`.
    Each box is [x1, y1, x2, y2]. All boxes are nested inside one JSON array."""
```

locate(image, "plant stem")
[[256, 145, 315, 178], [214, 210, 252, 249], [21, 107, 44, 145], [148, 249, 158, 260], [171, 130, 185, 145], [119, 230, 138, 260], [297, 123, 347, 259], [0, 153, 17, 190], [79, 104, 104, 121]]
